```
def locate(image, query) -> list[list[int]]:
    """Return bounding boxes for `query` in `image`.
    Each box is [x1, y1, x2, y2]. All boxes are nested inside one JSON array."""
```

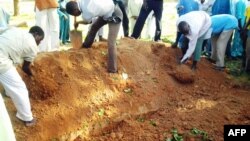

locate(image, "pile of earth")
[[4, 38, 250, 141]]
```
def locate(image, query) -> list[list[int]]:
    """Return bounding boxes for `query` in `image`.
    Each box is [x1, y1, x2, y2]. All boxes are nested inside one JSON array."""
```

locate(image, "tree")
[[13, 0, 20, 16]]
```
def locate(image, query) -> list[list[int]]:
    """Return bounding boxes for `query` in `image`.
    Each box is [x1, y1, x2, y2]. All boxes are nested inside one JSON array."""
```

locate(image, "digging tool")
[[175, 48, 181, 64], [69, 16, 82, 49]]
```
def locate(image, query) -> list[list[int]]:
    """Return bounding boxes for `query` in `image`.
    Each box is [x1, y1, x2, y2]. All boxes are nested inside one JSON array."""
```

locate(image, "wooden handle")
[[74, 16, 77, 30]]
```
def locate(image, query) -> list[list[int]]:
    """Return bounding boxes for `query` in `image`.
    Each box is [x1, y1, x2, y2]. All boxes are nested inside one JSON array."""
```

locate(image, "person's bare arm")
[[22, 60, 32, 76], [74, 20, 91, 29]]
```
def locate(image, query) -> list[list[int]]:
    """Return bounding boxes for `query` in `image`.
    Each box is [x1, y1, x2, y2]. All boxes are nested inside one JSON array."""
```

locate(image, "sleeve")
[[181, 35, 198, 62], [3, 9, 10, 24], [57, 9, 64, 17], [22, 35, 38, 62]]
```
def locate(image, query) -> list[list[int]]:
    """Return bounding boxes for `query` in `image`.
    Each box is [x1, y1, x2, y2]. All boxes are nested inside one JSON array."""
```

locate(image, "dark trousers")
[[131, 0, 163, 41], [174, 31, 182, 45], [117, 1, 129, 37]]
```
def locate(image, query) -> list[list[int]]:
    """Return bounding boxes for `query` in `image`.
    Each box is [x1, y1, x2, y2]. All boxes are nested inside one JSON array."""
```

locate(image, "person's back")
[[177, 11, 211, 39], [211, 14, 238, 35], [0, 27, 38, 73], [212, 0, 231, 15]]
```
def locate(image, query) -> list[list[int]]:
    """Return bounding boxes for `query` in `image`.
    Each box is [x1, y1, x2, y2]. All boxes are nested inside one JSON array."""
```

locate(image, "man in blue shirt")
[[209, 14, 238, 70]]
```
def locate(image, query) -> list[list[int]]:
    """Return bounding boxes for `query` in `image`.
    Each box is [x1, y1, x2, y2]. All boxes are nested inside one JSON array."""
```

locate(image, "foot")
[[213, 66, 225, 71], [108, 70, 118, 73], [99, 37, 107, 42], [155, 40, 163, 43], [206, 58, 216, 64], [81, 43, 91, 48], [171, 43, 177, 48], [191, 64, 197, 71], [19, 118, 37, 127], [127, 36, 135, 39]]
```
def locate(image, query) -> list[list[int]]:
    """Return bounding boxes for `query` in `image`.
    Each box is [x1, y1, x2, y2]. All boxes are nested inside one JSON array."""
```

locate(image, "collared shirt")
[[128, 0, 143, 17], [0, 27, 38, 73], [177, 11, 211, 62], [78, 0, 115, 23], [35, 0, 58, 11], [211, 14, 238, 35]]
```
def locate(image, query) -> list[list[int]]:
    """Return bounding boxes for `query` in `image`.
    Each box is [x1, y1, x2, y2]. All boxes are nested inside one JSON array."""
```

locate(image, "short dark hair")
[[66, 1, 78, 15], [29, 26, 44, 37], [178, 21, 190, 35]]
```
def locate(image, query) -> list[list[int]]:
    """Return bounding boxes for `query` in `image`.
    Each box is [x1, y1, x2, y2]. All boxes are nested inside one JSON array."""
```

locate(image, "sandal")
[[213, 66, 225, 71], [21, 118, 37, 127]]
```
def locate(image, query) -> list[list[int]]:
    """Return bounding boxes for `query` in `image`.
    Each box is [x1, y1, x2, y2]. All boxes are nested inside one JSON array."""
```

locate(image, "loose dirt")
[[4, 38, 250, 141]]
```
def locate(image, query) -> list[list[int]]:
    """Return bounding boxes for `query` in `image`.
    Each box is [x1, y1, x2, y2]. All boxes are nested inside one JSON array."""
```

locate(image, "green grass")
[[225, 58, 250, 85]]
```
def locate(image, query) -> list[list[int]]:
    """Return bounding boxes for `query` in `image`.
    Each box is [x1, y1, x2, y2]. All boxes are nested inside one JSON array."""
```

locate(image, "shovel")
[[69, 16, 82, 49]]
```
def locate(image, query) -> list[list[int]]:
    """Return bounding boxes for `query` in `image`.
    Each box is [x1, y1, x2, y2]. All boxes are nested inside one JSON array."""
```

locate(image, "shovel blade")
[[70, 30, 82, 49]]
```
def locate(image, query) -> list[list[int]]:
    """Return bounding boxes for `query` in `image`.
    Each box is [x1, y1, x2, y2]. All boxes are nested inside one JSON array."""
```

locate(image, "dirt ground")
[[4, 38, 250, 141]]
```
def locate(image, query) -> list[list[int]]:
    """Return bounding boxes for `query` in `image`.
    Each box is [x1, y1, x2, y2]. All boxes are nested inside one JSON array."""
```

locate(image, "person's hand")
[[22, 61, 32, 76], [177, 6, 184, 12], [180, 57, 188, 64], [74, 22, 79, 30]]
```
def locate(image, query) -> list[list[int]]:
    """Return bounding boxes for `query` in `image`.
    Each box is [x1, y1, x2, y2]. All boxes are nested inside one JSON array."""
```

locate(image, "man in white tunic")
[[0, 26, 44, 126], [177, 11, 211, 70]]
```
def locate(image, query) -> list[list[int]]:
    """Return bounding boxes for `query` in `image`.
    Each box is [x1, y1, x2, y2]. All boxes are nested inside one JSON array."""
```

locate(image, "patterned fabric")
[[232, 0, 247, 57], [58, 0, 70, 44]]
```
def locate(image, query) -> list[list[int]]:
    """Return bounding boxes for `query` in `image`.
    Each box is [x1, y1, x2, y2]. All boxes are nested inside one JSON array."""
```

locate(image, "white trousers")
[[145, 12, 156, 39], [0, 94, 16, 141], [0, 67, 33, 121], [129, 11, 155, 39], [211, 30, 234, 67], [36, 8, 59, 52]]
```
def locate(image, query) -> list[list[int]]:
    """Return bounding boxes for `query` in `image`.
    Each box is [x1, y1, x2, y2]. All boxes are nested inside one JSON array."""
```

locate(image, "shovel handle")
[[74, 16, 77, 30]]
